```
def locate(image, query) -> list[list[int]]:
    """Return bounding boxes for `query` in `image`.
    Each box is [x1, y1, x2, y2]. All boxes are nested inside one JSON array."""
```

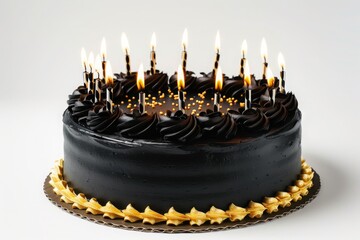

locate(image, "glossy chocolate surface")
[[63, 109, 302, 213]]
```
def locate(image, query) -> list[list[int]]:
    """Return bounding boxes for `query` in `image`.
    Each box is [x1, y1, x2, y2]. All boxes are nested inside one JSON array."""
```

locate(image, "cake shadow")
[[304, 152, 350, 211]]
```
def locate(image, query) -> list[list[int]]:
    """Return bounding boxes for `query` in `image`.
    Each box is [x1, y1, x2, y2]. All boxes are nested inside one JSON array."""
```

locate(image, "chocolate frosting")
[[67, 85, 88, 108], [198, 110, 237, 140], [169, 71, 197, 94], [86, 103, 122, 133], [115, 71, 168, 96], [229, 108, 270, 134], [157, 111, 202, 143], [114, 72, 138, 95], [66, 71, 299, 143], [117, 110, 159, 139], [259, 101, 288, 126], [71, 97, 94, 125], [277, 92, 298, 113], [144, 70, 169, 93]]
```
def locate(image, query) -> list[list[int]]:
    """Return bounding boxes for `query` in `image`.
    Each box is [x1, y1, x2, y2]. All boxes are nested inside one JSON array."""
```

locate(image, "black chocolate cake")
[[48, 38, 315, 227]]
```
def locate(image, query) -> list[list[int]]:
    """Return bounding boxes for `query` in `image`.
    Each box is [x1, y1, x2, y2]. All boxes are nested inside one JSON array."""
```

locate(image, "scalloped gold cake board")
[[43, 170, 320, 233]]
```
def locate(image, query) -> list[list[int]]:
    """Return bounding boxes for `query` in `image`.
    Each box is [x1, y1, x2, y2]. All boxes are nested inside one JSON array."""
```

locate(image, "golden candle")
[[244, 61, 251, 110], [94, 54, 102, 103], [214, 66, 223, 112], [261, 38, 268, 80], [101, 37, 107, 80], [278, 52, 286, 93], [105, 61, 114, 113], [177, 64, 185, 113], [150, 32, 157, 75], [121, 32, 131, 76], [181, 28, 188, 74], [137, 64, 146, 114], [240, 39, 247, 79], [81, 48, 89, 88], [213, 31, 221, 77]]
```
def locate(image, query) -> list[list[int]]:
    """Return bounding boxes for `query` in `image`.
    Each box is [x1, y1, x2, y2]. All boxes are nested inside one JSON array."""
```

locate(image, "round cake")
[[48, 37, 316, 227], [59, 65, 307, 221]]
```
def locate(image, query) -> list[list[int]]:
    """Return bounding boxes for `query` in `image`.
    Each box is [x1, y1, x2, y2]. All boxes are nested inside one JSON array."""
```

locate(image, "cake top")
[[66, 33, 299, 143]]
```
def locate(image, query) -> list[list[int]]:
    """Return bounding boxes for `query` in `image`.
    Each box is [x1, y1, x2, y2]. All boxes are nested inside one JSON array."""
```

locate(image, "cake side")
[[63, 109, 301, 213]]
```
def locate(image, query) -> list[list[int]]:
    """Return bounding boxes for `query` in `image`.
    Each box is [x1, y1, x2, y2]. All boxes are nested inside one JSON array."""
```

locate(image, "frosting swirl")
[[229, 108, 270, 134], [67, 85, 88, 108], [157, 110, 202, 142], [114, 72, 138, 95], [117, 109, 159, 139], [115, 71, 168, 96], [86, 103, 122, 133], [71, 96, 94, 125], [144, 70, 169, 93], [198, 110, 237, 140], [259, 101, 288, 126], [277, 92, 298, 113], [168, 71, 197, 94]]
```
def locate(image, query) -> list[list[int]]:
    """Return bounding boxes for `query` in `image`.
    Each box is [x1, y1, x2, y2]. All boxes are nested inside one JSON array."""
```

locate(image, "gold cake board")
[[43, 171, 320, 233]]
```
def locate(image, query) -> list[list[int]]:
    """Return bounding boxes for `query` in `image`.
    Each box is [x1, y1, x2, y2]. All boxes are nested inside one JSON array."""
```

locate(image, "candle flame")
[[121, 32, 130, 54], [241, 39, 247, 57], [266, 67, 275, 87], [95, 54, 101, 73], [177, 65, 185, 90], [81, 48, 88, 69], [215, 66, 223, 91], [215, 30, 221, 53], [88, 52, 94, 70], [261, 38, 268, 62], [182, 28, 188, 51], [244, 61, 251, 88], [101, 38, 107, 60], [151, 32, 156, 51], [278, 52, 285, 70], [137, 63, 145, 91], [105, 61, 114, 86]]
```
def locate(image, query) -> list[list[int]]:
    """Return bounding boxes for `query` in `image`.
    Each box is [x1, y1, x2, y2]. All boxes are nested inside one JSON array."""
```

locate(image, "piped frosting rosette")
[[198, 109, 237, 140], [157, 110, 202, 143], [86, 102, 122, 133], [116, 109, 158, 138]]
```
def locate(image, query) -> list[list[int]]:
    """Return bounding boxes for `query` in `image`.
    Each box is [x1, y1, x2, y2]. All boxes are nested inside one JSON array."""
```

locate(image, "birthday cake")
[[49, 33, 315, 227]]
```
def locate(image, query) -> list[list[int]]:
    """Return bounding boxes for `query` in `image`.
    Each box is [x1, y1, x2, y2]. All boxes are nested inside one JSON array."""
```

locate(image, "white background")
[[1, 0, 359, 239]]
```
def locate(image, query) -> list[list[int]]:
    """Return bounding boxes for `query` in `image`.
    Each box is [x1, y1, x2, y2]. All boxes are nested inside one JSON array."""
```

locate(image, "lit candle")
[[101, 37, 107, 80], [213, 31, 221, 77], [244, 61, 252, 110], [261, 38, 268, 80], [177, 65, 185, 113], [240, 39, 247, 79], [266, 67, 276, 105], [105, 61, 114, 113], [88, 52, 95, 95], [181, 28, 188, 74], [278, 52, 286, 93], [137, 64, 146, 114], [214, 66, 223, 112], [121, 32, 131, 76], [94, 54, 102, 103], [150, 32, 157, 75], [81, 48, 89, 88]]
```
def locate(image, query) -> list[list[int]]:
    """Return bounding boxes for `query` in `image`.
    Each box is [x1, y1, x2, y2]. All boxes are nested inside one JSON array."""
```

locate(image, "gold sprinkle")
[[132, 96, 135, 100], [190, 98, 194, 101], [121, 101, 124, 104]]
